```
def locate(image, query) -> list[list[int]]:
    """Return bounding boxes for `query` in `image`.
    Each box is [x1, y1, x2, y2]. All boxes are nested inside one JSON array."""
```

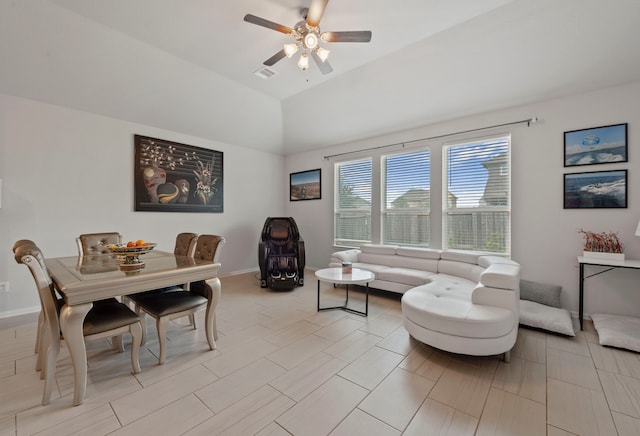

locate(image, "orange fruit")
[[136, 239, 146, 246], [127, 241, 136, 248]]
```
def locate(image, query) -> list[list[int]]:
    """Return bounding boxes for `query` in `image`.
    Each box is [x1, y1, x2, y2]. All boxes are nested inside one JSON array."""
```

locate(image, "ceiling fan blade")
[[306, 0, 329, 28], [263, 49, 287, 66], [322, 31, 372, 43], [311, 50, 333, 75], [244, 14, 294, 35]]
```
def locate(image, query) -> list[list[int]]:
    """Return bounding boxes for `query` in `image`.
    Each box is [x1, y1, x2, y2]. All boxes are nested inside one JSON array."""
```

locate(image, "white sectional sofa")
[[329, 244, 521, 361]]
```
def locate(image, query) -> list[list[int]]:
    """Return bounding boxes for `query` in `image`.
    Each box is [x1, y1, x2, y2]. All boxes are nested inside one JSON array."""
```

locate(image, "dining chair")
[[14, 241, 142, 405], [129, 234, 224, 364], [76, 232, 122, 256], [12, 239, 54, 370], [76, 232, 126, 351], [127, 232, 199, 344]]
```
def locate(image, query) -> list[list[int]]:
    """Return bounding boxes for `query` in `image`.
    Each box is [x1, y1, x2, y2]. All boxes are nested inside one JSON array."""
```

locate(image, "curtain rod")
[[322, 116, 538, 160]]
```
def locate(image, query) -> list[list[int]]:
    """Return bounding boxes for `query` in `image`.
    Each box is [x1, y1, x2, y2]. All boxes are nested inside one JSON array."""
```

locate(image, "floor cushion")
[[591, 313, 640, 353], [519, 300, 575, 336]]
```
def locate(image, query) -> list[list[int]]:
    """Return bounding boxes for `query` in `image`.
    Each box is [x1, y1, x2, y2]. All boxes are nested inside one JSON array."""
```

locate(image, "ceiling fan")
[[244, 0, 372, 75]]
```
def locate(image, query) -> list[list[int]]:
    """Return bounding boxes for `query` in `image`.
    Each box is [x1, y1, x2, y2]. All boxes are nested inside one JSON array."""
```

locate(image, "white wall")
[[3, 82, 640, 321], [286, 81, 640, 320], [0, 94, 284, 318]]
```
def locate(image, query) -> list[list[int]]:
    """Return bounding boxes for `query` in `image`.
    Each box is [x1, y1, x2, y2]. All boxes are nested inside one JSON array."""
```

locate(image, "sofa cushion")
[[478, 255, 518, 268], [402, 285, 514, 339], [481, 263, 520, 290], [438, 260, 484, 283], [358, 252, 405, 268], [376, 268, 435, 286], [396, 247, 441, 260], [352, 263, 391, 276], [440, 250, 481, 264], [427, 274, 477, 299], [360, 244, 398, 255]]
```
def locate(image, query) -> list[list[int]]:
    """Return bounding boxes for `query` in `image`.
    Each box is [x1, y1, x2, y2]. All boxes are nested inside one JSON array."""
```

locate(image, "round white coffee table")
[[315, 267, 375, 316]]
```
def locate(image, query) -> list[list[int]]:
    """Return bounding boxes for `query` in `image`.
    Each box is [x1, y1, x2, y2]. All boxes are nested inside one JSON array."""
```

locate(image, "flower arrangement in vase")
[[193, 157, 218, 205], [578, 229, 624, 261]]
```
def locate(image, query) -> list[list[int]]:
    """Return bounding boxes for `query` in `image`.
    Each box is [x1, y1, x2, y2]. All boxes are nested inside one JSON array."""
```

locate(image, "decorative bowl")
[[106, 243, 157, 270], [106, 243, 157, 255]]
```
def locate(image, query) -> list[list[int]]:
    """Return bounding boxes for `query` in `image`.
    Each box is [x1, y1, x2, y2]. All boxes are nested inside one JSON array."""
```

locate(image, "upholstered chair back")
[[77, 232, 122, 256], [193, 235, 225, 263], [174, 232, 198, 257]]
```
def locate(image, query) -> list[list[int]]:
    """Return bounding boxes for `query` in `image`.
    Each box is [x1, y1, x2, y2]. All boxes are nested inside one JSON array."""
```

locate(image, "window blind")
[[382, 149, 430, 246], [334, 158, 372, 246], [444, 136, 511, 254]]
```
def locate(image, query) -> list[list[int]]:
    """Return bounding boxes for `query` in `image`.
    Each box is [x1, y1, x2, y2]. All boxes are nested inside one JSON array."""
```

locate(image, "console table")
[[578, 256, 640, 330]]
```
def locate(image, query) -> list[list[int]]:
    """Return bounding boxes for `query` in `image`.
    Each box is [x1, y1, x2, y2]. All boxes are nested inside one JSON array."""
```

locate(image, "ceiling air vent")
[[254, 67, 278, 79]]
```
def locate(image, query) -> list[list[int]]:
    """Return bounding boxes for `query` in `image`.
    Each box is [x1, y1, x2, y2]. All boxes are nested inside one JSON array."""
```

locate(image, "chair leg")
[[189, 314, 196, 329], [129, 322, 142, 374], [36, 316, 47, 373], [156, 317, 169, 365], [503, 350, 511, 363], [35, 311, 43, 353], [38, 327, 50, 380], [213, 313, 218, 341], [42, 331, 60, 406], [135, 306, 147, 346], [205, 308, 216, 351], [112, 335, 125, 352]]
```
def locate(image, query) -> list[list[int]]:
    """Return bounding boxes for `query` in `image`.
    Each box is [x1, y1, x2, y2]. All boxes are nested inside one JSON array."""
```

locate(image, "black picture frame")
[[563, 169, 627, 209], [134, 134, 223, 213], [564, 123, 627, 167], [290, 168, 321, 201]]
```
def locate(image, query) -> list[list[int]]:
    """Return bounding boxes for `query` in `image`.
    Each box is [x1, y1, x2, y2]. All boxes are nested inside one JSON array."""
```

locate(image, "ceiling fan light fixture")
[[284, 43, 299, 58], [298, 52, 310, 70], [316, 46, 330, 62], [303, 32, 319, 49]]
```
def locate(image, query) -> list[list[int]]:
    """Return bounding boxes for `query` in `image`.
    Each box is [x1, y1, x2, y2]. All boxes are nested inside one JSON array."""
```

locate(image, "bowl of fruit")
[[106, 240, 156, 270]]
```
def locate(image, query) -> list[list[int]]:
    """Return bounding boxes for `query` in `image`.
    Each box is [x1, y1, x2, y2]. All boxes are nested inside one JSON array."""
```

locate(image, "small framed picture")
[[564, 123, 627, 167], [290, 168, 321, 201], [563, 169, 627, 209]]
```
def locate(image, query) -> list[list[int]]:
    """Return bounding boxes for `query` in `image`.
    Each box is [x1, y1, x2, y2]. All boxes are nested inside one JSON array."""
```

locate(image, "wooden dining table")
[[45, 250, 221, 406]]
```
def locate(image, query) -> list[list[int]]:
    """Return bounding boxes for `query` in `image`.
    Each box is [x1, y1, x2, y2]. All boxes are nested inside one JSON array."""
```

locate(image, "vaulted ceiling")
[[2, 0, 640, 155]]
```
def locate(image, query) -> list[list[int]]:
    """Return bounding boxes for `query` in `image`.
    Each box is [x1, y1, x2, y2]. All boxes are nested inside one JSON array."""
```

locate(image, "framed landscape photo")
[[134, 135, 223, 213], [563, 169, 627, 209], [290, 168, 321, 201], [564, 123, 627, 167]]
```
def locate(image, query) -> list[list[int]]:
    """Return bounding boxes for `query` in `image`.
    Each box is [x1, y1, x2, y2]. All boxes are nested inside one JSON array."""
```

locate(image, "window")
[[382, 149, 430, 246], [334, 158, 372, 246], [443, 136, 511, 254]]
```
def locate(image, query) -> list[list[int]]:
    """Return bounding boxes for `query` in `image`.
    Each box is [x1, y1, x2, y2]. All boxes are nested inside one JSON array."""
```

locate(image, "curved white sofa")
[[329, 244, 521, 361]]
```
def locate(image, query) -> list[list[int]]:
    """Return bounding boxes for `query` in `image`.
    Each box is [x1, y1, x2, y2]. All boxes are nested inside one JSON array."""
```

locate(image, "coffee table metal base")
[[317, 281, 369, 317]]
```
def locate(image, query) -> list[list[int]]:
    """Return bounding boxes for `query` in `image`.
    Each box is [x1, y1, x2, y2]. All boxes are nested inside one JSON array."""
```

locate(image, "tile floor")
[[2, 271, 640, 435]]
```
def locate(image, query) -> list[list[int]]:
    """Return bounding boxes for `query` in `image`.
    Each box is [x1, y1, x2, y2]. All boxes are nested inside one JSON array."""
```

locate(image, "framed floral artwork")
[[290, 168, 321, 201], [134, 134, 223, 212]]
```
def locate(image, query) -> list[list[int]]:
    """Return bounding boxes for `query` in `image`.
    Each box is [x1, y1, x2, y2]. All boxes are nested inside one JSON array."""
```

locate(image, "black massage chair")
[[258, 217, 305, 290]]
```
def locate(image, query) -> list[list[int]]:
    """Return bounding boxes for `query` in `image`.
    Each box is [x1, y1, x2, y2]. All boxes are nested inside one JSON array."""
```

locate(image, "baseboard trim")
[[0, 305, 40, 320]]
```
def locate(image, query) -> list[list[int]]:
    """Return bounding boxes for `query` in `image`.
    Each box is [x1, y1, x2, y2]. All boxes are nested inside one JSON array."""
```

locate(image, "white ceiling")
[[50, 0, 516, 100], [2, 0, 640, 155]]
